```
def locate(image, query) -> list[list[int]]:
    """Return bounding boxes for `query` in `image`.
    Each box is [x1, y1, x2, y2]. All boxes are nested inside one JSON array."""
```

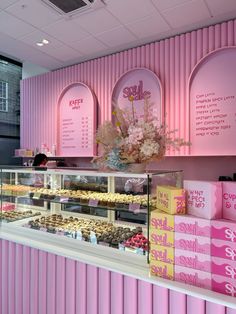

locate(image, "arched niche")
[[111, 68, 163, 126], [57, 82, 97, 157], [189, 47, 236, 155]]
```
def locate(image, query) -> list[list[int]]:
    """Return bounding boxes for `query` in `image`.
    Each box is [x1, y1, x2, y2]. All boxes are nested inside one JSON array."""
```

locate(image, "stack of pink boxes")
[[150, 180, 236, 297], [211, 181, 236, 297]]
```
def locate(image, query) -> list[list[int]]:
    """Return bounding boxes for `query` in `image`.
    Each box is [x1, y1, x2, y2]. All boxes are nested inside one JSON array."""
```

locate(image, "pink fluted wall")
[[0, 239, 235, 314], [21, 19, 236, 157]]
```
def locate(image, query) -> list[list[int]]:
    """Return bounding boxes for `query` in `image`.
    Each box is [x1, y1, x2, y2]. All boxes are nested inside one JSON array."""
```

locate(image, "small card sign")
[[119, 244, 125, 251], [64, 230, 73, 238], [60, 197, 69, 203], [135, 248, 144, 255], [129, 203, 140, 212], [90, 231, 97, 244], [33, 193, 41, 199], [53, 196, 61, 202], [76, 230, 83, 241], [89, 199, 99, 207]]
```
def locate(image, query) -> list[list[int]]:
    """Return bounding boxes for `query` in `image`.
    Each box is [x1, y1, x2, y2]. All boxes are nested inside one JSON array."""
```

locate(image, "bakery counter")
[[0, 224, 235, 313]]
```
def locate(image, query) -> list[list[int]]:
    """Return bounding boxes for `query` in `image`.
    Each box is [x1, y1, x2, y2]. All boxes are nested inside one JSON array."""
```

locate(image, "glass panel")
[[114, 176, 148, 225], [61, 174, 108, 218]]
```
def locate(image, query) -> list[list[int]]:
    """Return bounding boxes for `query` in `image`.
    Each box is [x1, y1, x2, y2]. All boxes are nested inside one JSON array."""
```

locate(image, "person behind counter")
[[32, 153, 48, 167]]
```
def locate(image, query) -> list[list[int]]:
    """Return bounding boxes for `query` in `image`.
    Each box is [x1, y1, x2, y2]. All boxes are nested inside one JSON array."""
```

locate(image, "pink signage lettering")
[[69, 98, 83, 109], [122, 80, 151, 100], [112, 68, 163, 128], [179, 272, 198, 285], [151, 265, 170, 278], [151, 217, 173, 231]]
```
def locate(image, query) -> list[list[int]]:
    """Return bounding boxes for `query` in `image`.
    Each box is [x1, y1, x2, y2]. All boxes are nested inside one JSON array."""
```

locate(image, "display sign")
[[189, 47, 236, 155], [112, 68, 163, 126], [58, 82, 97, 157]]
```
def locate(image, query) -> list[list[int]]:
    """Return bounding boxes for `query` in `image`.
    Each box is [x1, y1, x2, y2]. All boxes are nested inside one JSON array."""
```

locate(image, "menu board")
[[58, 82, 97, 157], [190, 48, 236, 155], [112, 68, 162, 126]]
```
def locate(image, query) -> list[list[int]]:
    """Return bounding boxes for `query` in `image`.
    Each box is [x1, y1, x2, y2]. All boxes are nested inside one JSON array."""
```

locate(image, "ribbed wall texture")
[[0, 239, 235, 314], [21, 19, 236, 156]]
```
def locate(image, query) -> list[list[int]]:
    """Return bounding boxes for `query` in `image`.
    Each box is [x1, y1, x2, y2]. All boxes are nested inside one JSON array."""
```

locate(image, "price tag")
[[89, 199, 99, 207], [129, 203, 140, 212], [60, 197, 69, 203], [119, 244, 125, 251], [90, 231, 97, 244], [135, 248, 144, 255], [33, 193, 41, 199], [77, 230, 83, 241]]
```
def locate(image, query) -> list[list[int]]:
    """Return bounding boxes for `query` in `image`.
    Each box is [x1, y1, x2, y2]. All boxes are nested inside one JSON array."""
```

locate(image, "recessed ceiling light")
[[42, 39, 49, 44], [37, 42, 44, 47]]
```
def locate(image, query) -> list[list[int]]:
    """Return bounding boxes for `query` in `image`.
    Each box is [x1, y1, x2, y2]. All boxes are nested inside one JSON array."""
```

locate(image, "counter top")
[[0, 224, 235, 309]]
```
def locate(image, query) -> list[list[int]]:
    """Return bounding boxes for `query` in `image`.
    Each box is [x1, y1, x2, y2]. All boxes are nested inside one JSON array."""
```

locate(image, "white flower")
[[140, 139, 160, 159]]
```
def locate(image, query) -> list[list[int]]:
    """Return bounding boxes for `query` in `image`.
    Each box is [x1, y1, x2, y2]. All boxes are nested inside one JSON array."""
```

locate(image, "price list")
[[58, 83, 96, 156]]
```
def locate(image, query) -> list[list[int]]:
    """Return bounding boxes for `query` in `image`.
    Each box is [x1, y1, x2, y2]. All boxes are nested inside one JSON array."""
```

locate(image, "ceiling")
[[1, 0, 236, 71]]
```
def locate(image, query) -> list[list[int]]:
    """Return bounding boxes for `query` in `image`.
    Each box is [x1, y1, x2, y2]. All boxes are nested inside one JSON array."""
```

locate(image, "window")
[[0, 80, 8, 112]]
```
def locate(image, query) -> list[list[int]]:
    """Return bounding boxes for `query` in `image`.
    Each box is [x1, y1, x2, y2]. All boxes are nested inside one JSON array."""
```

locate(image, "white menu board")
[[58, 82, 97, 157], [190, 47, 236, 155]]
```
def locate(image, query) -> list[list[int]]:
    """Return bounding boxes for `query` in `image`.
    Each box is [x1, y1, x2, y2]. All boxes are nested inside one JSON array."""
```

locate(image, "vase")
[[127, 163, 147, 173]]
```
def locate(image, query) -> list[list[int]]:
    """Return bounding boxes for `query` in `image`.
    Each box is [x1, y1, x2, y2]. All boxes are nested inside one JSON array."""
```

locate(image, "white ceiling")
[[0, 0, 236, 71]]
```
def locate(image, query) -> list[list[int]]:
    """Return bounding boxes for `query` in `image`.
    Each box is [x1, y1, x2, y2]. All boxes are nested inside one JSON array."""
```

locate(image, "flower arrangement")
[[92, 97, 190, 171]]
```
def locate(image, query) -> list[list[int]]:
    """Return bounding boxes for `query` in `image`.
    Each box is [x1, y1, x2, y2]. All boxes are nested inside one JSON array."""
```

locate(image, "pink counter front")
[[0, 233, 235, 314]]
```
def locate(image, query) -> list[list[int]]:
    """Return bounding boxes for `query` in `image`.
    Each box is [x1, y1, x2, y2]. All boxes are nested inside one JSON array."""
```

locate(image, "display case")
[[0, 166, 183, 263]]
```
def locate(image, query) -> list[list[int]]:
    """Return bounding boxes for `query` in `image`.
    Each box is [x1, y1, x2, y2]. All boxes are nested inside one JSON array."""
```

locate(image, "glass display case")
[[0, 166, 183, 261]]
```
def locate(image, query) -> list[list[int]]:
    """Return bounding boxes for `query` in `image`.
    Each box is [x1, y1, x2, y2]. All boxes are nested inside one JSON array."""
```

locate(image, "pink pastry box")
[[212, 256, 236, 279], [211, 239, 236, 261], [175, 265, 211, 289], [212, 274, 236, 297], [175, 233, 211, 254], [183, 180, 222, 219], [175, 215, 211, 237], [211, 219, 236, 242], [175, 249, 211, 272], [222, 182, 236, 222], [150, 210, 174, 231]]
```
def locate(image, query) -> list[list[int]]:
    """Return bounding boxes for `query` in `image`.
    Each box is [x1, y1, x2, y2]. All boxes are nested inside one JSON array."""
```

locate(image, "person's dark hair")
[[32, 153, 48, 166]]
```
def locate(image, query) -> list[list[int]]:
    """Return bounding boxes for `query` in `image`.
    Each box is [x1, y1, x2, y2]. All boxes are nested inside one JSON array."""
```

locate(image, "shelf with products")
[[0, 167, 183, 260]]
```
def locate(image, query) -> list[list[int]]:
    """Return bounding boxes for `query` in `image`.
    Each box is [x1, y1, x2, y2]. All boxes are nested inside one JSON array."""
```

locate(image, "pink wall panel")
[[153, 285, 169, 314], [169, 290, 186, 314], [110, 272, 123, 314], [21, 20, 236, 157], [1, 239, 236, 314], [56, 255, 66, 314], [76, 262, 87, 314]]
